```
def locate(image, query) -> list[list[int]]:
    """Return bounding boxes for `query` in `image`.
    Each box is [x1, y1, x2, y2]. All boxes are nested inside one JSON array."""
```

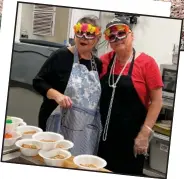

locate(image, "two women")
[[97, 17, 163, 176], [33, 15, 163, 176], [33, 16, 102, 156]]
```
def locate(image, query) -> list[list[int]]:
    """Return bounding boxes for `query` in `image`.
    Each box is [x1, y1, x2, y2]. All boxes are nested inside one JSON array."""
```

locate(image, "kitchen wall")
[[133, 16, 181, 66], [97, 12, 115, 57], [18, 4, 70, 43], [69, 9, 100, 38], [96, 14, 181, 67], [15, 4, 181, 66], [67, 7, 181, 67]]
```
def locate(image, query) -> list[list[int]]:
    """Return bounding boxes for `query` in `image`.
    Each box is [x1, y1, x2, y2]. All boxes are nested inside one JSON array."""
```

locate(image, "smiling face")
[[104, 24, 133, 53], [110, 31, 134, 53], [73, 16, 101, 55], [74, 22, 101, 53]]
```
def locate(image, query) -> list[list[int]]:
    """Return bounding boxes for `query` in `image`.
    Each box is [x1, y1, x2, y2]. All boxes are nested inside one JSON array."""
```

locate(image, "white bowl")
[[73, 155, 107, 171], [39, 148, 71, 167], [56, 140, 74, 150], [32, 132, 64, 151], [15, 139, 41, 157], [5, 116, 26, 132], [4, 131, 22, 147], [16, 126, 43, 139]]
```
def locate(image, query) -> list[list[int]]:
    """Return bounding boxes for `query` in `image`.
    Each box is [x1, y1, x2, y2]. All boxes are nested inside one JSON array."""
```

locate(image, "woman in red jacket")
[[97, 17, 163, 176]]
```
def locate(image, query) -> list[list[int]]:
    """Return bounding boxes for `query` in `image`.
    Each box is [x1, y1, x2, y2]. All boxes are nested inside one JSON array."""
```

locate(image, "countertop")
[[2, 148, 110, 173], [1, 145, 165, 178]]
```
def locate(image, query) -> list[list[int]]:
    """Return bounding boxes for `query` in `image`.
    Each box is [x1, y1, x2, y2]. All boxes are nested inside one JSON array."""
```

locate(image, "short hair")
[[77, 15, 101, 29]]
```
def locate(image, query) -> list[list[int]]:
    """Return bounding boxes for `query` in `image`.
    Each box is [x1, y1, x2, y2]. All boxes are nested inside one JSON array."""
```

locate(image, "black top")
[[33, 46, 102, 130]]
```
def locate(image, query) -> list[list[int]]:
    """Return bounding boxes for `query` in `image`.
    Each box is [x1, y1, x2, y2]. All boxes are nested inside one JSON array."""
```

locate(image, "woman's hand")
[[134, 132, 149, 156], [134, 88, 162, 157], [55, 93, 73, 108], [47, 88, 72, 108], [134, 125, 152, 156]]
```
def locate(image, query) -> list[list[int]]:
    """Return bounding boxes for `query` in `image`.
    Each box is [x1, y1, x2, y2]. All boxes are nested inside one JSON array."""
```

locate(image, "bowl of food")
[[4, 131, 22, 147], [15, 139, 41, 157], [56, 140, 74, 150], [16, 126, 43, 139], [73, 155, 107, 171], [32, 132, 64, 151], [5, 116, 26, 132], [38, 148, 71, 167]]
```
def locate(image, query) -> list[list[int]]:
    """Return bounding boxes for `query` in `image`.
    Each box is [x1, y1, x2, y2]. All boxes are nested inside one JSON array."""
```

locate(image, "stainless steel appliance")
[[6, 39, 65, 126], [160, 63, 177, 109]]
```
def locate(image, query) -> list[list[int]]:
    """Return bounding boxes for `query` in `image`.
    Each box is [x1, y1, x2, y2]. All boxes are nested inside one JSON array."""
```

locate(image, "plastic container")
[[149, 132, 170, 173], [4, 131, 22, 147], [153, 123, 171, 136], [6, 119, 14, 132], [5, 116, 26, 132]]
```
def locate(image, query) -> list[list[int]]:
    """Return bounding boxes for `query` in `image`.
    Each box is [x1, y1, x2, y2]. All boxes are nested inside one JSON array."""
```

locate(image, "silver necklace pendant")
[[112, 84, 116, 88]]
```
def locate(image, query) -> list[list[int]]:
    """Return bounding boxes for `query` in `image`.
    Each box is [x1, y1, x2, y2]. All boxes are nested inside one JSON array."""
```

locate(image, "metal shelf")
[[3, 145, 19, 155]]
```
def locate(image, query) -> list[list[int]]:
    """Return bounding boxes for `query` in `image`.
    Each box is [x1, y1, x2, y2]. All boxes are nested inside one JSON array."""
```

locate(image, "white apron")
[[46, 47, 102, 156]]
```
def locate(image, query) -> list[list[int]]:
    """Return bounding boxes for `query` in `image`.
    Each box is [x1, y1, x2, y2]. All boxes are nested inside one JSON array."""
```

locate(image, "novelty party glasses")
[[75, 31, 96, 40], [73, 23, 101, 40], [104, 24, 130, 43]]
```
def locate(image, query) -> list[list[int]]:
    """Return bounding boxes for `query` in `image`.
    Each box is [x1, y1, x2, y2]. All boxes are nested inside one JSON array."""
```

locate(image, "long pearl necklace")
[[102, 52, 134, 141]]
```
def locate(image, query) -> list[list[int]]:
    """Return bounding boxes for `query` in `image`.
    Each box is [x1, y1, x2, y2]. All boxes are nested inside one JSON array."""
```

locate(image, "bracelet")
[[144, 125, 154, 133]]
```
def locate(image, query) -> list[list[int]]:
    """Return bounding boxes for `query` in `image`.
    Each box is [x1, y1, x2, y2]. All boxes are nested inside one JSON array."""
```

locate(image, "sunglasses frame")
[[104, 24, 131, 42], [108, 31, 130, 43], [75, 32, 96, 40]]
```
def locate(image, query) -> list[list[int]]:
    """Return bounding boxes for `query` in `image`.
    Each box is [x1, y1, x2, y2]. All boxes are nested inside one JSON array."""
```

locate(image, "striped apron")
[[46, 47, 102, 156]]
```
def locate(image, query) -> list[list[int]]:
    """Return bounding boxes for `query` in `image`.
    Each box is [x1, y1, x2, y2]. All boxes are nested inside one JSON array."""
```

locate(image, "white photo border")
[[1, 1, 184, 179]]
